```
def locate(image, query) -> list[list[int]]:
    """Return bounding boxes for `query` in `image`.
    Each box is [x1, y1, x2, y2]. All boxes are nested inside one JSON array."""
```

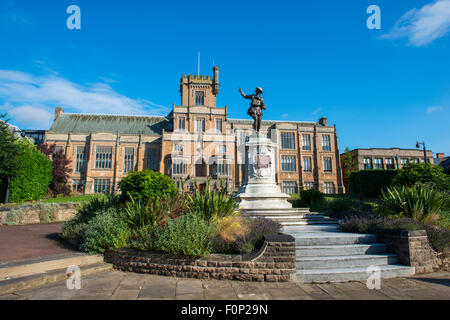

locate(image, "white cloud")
[[311, 108, 321, 116], [382, 0, 450, 46], [8, 105, 53, 129], [0, 69, 170, 129], [426, 106, 443, 113], [281, 113, 289, 119]]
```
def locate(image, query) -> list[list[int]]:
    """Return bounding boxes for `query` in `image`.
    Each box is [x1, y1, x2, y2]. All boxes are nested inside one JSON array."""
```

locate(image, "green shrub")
[[155, 212, 213, 257], [80, 208, 131, 254], [300, 189, 325, 206], [8, 140, 53, 203], [378, 184, 447, 223], [190, 180, 238, 221], [74, 194, 120, 224], [118, 170, 177, 204], [392, 162, 450, 192], [129, 223, 159, 251], [340, 215, 449, 257], [211, 217, 281, 254], [349, 170, 399, 198], [61, 219, 88, 246], [124, 193, 192, 228]]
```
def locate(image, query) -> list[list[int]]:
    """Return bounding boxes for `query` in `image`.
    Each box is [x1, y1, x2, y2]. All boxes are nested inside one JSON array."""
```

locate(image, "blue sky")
[[0, 0, 449, 154]]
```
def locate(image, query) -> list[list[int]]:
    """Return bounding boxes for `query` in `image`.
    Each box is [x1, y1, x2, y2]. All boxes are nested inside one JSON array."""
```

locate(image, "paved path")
[[1, 270, 449, 300], [0, 223, 76, 263]]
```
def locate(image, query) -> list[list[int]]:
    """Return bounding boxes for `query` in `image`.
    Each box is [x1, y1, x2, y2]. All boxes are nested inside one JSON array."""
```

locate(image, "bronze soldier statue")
[[239, 87, 266, 132]]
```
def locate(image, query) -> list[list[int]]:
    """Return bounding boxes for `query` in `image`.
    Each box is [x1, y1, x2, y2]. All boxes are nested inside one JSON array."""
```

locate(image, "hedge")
[[349, 169, 398, 198], [8, 140, 53, 203]]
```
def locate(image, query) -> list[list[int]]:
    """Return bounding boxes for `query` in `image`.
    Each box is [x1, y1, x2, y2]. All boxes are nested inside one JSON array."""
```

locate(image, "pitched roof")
[[49, 113, 171, 135], [228, 118, 318, 126]]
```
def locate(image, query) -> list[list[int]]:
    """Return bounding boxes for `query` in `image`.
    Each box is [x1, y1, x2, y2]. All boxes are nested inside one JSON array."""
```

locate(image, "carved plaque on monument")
[[256, 154, 271, 169]]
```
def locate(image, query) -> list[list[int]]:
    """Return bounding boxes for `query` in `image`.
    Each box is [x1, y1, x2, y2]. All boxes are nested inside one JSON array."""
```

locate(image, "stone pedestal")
[[237, 134, 292, 210]]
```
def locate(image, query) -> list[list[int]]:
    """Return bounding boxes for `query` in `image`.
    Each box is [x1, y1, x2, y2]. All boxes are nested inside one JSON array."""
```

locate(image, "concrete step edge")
[[0, 262, 112, 296], [296, 253, 398, 262], [0, 254, 104, 281]]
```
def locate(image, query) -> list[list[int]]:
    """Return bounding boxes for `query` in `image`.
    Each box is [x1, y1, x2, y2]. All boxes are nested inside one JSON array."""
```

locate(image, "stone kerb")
[[104, 234, 296, 282], [377, 229, 449, 273]]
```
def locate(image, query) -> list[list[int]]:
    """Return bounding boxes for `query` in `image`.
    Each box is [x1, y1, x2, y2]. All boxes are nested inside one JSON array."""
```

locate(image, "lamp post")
[[416, 141, 428, 166]]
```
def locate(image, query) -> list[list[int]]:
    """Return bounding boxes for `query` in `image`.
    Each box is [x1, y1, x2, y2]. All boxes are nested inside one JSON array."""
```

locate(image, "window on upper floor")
[[174, 144, 183, 153], [178, 117, 186, 131], [363, 158, 373, 170], [146, 148, 158, 171], [75, 146, 87, 173], [385, 158, 395, 169], [195, 91, 205, 106], [123, 147, 135, 173], [374, 158, 384, 169], [195, 118, 205, 132], [322, 135, 331, 151], [302, 134, 311, 151], [281, 155, 296, 172], [400, 158, 408, 167], [216, 119, 223, 133], [95, 146, 113, 169], [323, 157, 333, 172], [281, 132, 296, 150], [303, 157, 312, 172]]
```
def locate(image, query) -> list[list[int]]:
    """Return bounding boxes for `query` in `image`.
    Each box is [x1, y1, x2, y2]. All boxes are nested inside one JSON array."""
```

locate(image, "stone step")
[[250, 215, 327, 221], [291, 264, 415, 283], [296, 243, 387, 257], [0, 262, 112, 295], [245, 213, 325, 218], [0, 253, 104, 281], [282, 226, 341, 233], [291, 233, 378, 246], [280, 220, 339, 226], [296, 254, 399, 269]]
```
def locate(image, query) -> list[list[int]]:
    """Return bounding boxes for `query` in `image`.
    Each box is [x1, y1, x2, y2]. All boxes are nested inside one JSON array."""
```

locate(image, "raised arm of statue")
[[239, 88, 252, 99]]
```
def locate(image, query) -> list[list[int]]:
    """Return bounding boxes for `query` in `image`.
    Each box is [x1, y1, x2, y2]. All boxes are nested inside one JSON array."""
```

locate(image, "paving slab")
[[0, 270, 449, 300]]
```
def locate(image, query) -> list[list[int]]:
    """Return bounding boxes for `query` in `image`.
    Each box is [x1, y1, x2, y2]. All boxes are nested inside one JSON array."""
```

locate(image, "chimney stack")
[[55, 107, 64, 121], [436, 153, 445, 159], [319, 117, 328, 126]]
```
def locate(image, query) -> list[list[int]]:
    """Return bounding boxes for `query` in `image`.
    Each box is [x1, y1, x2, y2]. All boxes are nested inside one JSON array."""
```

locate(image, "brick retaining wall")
[[104, 234, 296, 282], [378, 229, 449, 273], [0, 203, 78, 226]]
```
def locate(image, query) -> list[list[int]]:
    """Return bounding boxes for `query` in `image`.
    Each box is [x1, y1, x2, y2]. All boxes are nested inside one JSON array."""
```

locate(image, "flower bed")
[[104, 234, 296, 282]]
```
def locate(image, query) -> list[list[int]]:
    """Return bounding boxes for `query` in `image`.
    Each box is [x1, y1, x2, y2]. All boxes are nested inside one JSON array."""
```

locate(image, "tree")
[[341, 147, 358, 193], [341, 147, 357, 179], [392, 162, 450, 193], [40, 143, 72, 197], [8, 139, 53, 203], [0, 114, 20, 202]]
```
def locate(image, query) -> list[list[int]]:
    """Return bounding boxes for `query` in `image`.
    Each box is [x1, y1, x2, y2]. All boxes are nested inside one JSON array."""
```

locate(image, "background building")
[[340, 147, 434, 190], [44, 67, 345, 195]]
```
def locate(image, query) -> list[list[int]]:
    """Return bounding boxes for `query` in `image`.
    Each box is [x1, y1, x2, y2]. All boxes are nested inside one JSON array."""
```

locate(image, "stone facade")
[[0, 203, 78, 226], [377, 230, 449, 274], [45, 67, 344, 195], [341, 148, 434, 190], [104, 234, 296, 282]]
